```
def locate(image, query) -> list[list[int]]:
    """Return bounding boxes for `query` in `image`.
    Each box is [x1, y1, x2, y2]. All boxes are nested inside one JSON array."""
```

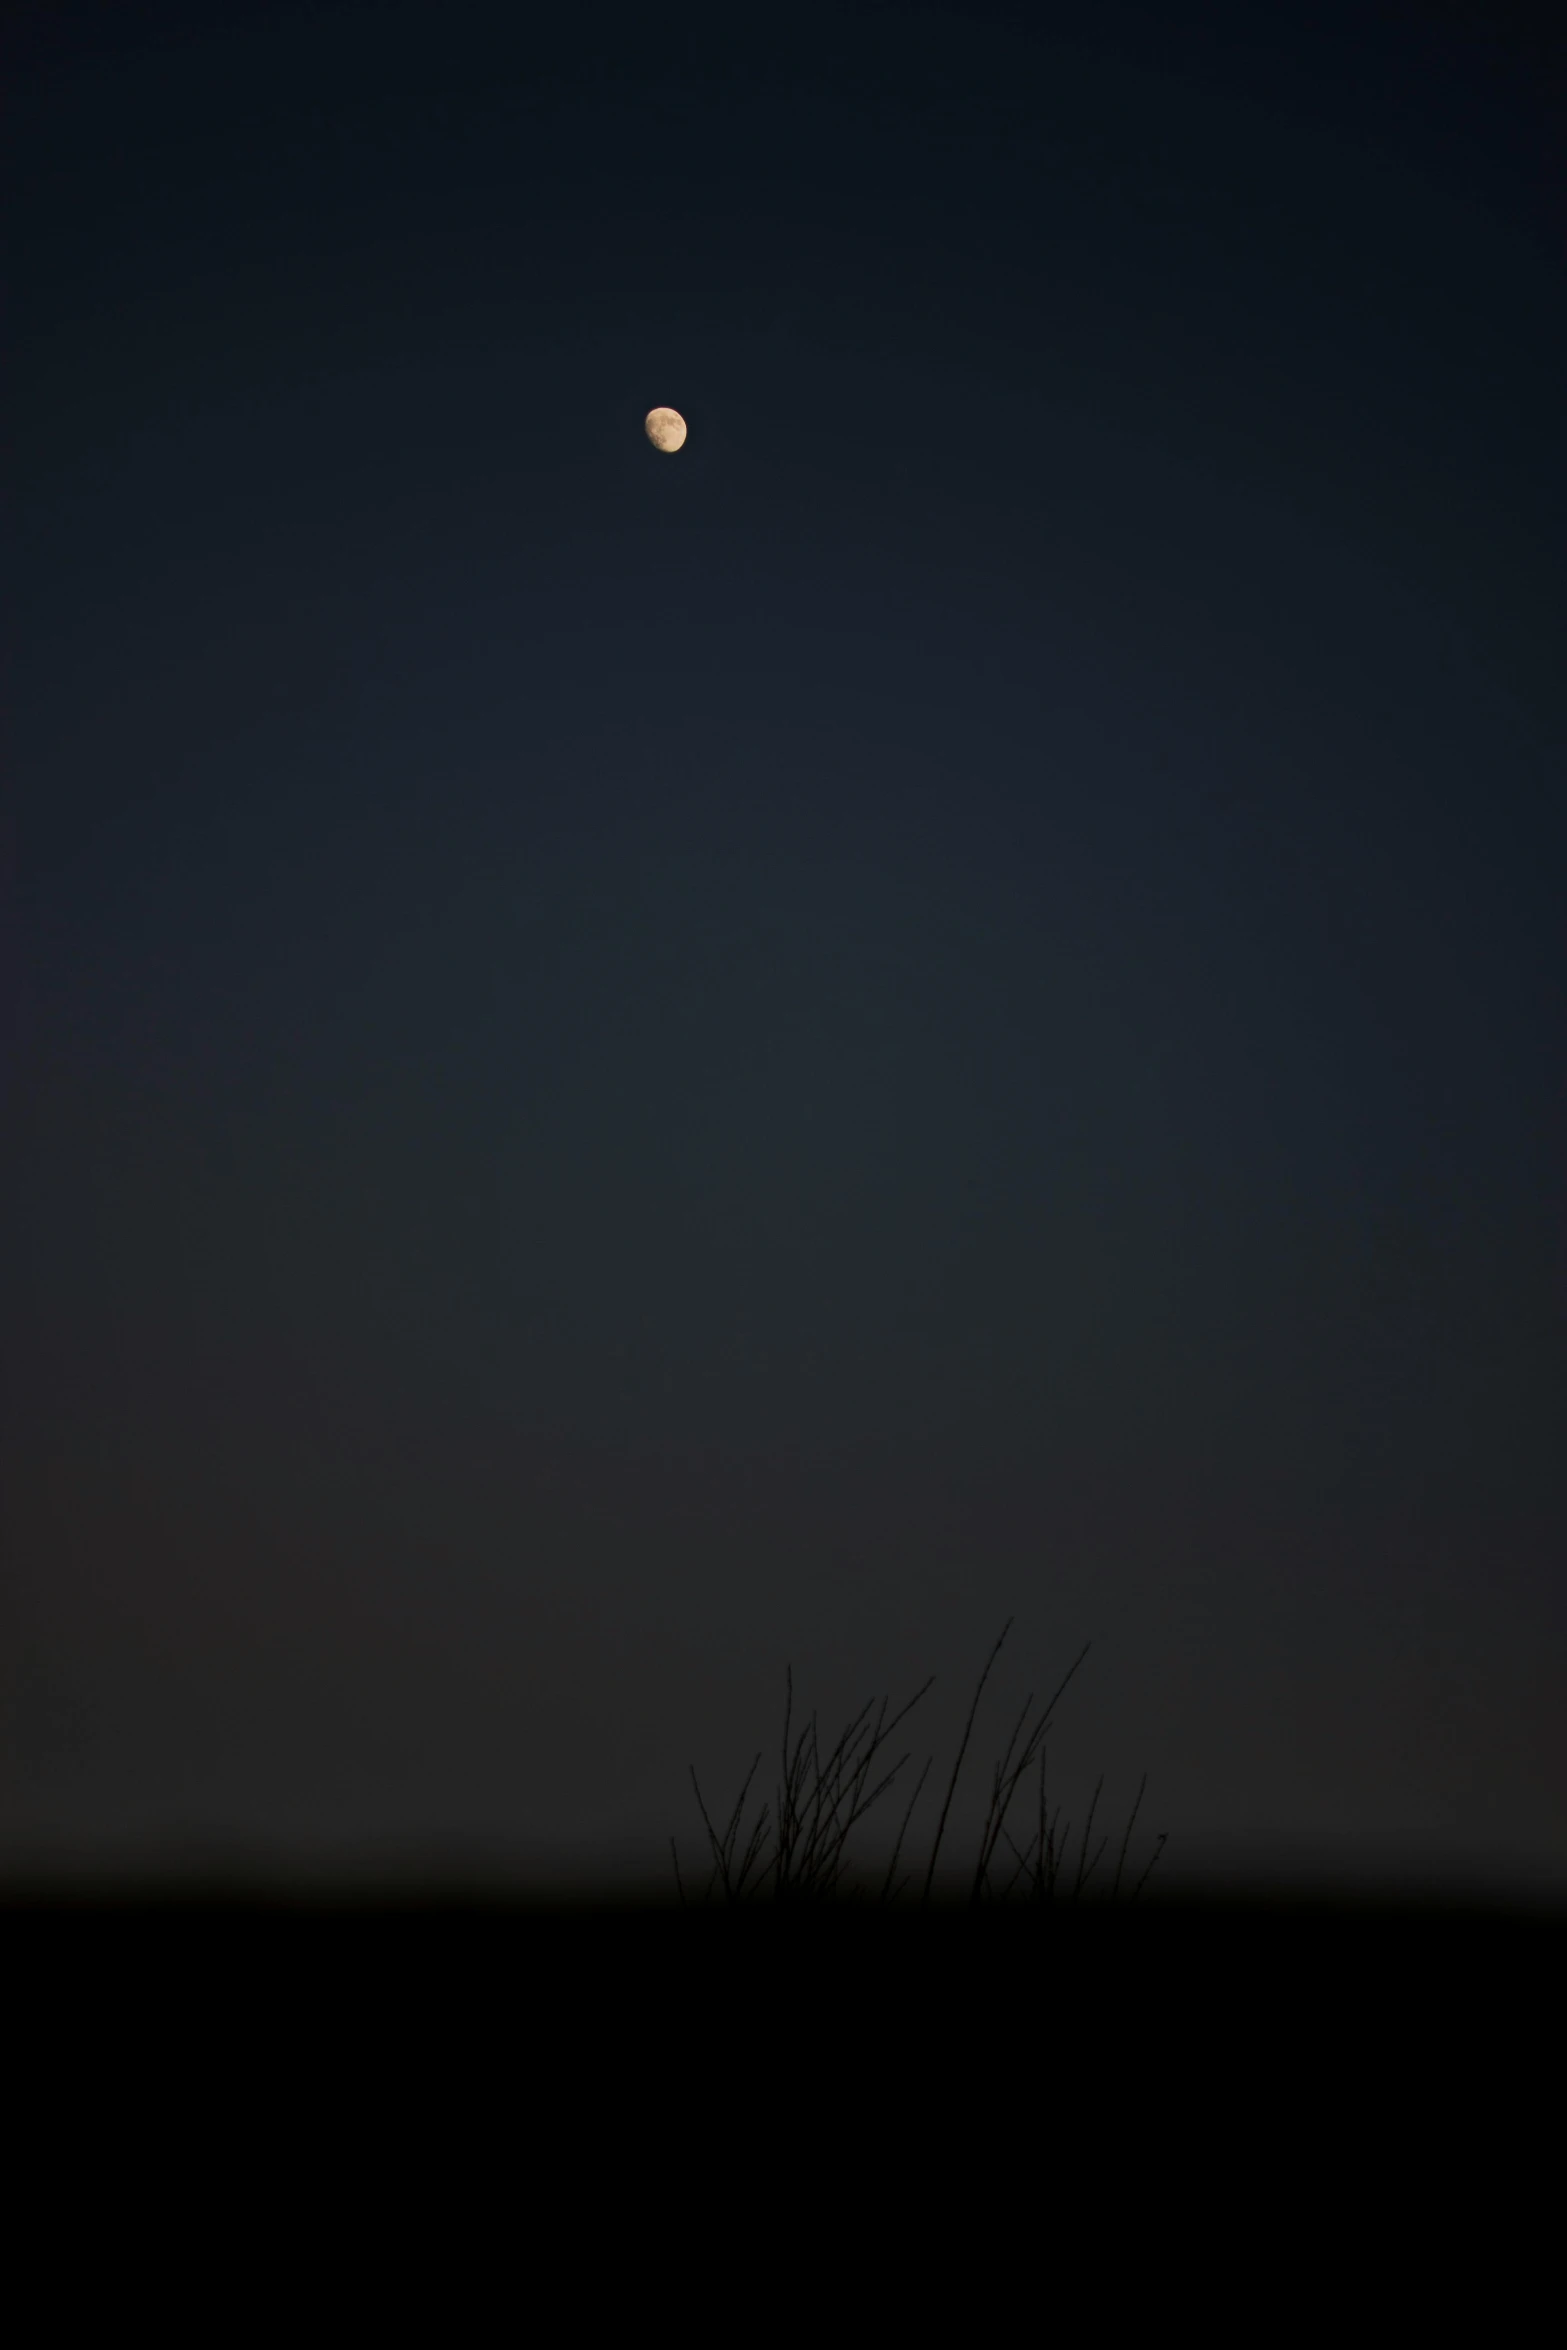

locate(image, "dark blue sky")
[[6, 0, 1564, 1901]]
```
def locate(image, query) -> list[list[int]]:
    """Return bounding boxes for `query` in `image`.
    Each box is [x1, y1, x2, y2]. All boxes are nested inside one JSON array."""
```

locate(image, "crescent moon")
[[644, 406, 687, 453]]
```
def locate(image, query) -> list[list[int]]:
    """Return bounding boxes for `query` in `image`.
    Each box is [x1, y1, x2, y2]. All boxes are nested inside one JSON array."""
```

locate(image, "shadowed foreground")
[[9, 1620, 1559, 2175]]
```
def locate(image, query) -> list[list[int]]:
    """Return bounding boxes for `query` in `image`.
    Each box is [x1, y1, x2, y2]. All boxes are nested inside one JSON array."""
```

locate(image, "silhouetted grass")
[[670, 1616, 1167, 1910]]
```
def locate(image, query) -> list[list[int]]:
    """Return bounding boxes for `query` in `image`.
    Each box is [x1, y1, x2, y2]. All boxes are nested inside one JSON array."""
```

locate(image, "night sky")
[[7, 0, 1564, 1905]]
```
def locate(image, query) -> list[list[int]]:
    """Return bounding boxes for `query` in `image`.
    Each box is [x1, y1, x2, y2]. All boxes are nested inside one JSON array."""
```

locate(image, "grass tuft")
[[670, 1617, 1167, 1910]]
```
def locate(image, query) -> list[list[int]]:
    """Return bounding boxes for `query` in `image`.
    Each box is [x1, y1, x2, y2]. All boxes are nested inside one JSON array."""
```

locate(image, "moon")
[[644, 406, 687, 453]]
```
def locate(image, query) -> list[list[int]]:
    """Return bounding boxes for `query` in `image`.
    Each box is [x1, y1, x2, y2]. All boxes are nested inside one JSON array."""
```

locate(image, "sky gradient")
[[6, 0, 1565, 1903]]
